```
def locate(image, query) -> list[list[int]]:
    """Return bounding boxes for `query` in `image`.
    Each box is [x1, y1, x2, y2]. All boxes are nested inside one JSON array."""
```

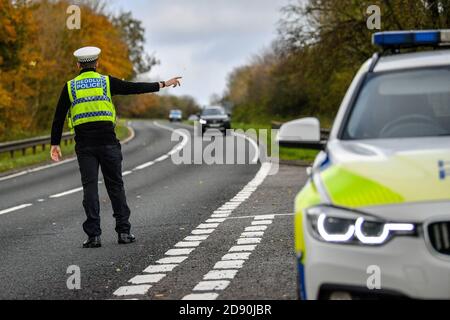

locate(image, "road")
[[0, 120, 305, 300]]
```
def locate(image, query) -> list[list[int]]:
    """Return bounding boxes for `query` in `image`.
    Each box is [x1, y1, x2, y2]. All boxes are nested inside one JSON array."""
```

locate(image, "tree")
[[222, 0, 450, 126], [113, 11, 159, 78]]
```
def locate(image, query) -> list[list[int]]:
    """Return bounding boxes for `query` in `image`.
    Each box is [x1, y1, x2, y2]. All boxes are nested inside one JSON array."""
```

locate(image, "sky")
[[108, 0, 290, 106]]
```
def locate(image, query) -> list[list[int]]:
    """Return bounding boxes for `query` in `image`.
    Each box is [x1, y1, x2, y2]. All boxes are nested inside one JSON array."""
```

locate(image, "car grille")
[[428, 222, 450, 255]]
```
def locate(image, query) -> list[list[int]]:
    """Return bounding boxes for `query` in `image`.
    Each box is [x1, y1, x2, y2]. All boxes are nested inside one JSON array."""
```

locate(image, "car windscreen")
[[202, 108, 224, 116], [343, 68, 450, 139], [170, 110, 181, 115]]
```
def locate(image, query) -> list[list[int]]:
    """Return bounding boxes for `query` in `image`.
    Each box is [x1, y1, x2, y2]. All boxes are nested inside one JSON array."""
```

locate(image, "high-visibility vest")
[[67, 71, 116, 129]]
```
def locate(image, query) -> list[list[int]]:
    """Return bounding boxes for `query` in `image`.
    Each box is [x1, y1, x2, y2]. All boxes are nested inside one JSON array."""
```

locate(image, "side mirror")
[[277, 117, 325, 150]]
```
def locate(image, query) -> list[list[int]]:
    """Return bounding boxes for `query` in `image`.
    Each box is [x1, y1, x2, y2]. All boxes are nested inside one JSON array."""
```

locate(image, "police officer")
[[50, 46, 181, 248]]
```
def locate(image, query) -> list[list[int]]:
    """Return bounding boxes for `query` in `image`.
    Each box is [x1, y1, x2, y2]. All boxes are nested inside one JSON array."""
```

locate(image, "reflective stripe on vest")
[[67, 72, 116, 128]]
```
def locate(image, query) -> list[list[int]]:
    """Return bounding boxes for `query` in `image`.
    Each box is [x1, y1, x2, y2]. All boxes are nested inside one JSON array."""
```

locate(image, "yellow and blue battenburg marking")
[[439, 160, 450, 180], [293, 150, 450, 299], [66, 71, 116, 128]]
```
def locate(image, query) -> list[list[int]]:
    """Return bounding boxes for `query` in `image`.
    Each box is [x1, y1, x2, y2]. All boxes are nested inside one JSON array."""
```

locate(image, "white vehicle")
[[278, 30, 450, 299]]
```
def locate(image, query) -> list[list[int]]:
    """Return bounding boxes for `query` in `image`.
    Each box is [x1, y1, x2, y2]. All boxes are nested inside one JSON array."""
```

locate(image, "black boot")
[[83, 236, 101, 248], [118, 233, 136, 244]]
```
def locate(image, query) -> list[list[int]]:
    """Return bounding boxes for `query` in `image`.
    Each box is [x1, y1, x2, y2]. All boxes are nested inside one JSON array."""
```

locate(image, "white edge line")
[[0, 123, 135, 183], [49, 187, 83, 198], [0, 203, 33, 215]]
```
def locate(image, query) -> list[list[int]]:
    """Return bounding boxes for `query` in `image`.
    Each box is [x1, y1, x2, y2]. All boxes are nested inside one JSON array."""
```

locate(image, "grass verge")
[[176, 120, 318, 163], [0, 120, 131, 174], [231, 122, 319, 163]]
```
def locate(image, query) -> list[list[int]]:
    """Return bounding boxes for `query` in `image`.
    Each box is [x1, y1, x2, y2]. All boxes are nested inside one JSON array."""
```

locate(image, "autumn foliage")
[[0, 0, 198, 142], [222, 0, 450, 126]]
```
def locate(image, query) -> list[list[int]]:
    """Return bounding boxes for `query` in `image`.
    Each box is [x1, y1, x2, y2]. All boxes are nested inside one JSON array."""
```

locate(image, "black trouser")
[[75, 143, 131, 237]]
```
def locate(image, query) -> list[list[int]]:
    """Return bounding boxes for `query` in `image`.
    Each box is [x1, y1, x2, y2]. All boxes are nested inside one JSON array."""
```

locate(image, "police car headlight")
[[306, 206, 416, 245]]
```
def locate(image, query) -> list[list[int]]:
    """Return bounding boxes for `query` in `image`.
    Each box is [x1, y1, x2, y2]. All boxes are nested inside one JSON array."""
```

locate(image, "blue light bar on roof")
[[373, 30, 450, 48]]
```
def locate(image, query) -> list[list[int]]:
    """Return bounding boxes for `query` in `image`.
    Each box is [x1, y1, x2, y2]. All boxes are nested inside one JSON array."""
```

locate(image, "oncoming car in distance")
[[169, 109, 183, 122], [199, 106, 231, 136], [278, 30, 450, 300]]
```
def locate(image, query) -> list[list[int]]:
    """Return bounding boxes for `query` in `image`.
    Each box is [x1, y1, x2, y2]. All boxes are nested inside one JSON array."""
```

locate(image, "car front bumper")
[[203, 121, 230, 130], [301, 228, 450, 299]]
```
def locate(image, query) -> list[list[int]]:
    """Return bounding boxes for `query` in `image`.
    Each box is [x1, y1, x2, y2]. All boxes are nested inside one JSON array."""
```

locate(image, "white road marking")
[[193, 280, 230, 291], [222, 252, 251, 260], [143, 264, 178, 273], [129, 274, 166, 284], [219, 206, 239, 211], [182, 293, 219, 300], [241, 231, 264, 238], [205, 218, 226, 223], [165, 248, 195, 256], [113, 285, 151, 296], [197, 223, 219, 229], [224, 201, 242, 208], [204, 270, 238, 280], [252, 220, 273, 225], [175, 241, 201, 248], [49, 187, 83, 198], [111, 130, 271, 299], [211, 213, 231, 218], [180, 181, 275, 301], [156, 256, 188, 264], [122, 171, 132, 176], [0, 203, 33, 216], [232, 131, 259, 164], [226, 213, 293, 220], [214, 260, 245, 269], [37, 199, 45, 202], [229, 245, 257, 252], [222, 202, 241, 207], [254, 214, 275, 220], [237, 238, 261, 245], [0, 158, 77, 182], [0, 124, 135, 183], [0, 171, 27, 181], [213, 210, 232, 214], [184, 235, 209, 241], [231, 197, 248, 201], [134, 161, 154, 170], [155, 155, 169, 162], [157, 256, 188, 264], [245, 226, 267, 232], [191, 229, 215, 235], [219, 204, 240, 209]]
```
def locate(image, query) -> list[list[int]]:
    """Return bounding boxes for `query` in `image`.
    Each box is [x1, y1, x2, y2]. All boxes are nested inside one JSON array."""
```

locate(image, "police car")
[[278, 30, 450, 299]]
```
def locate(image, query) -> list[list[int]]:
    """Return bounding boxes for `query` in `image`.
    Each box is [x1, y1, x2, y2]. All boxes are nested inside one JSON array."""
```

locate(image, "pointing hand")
[[163, 77, 182, 88]]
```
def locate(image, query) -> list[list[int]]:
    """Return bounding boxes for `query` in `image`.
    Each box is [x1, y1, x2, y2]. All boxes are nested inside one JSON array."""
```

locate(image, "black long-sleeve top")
[[51, 68, 160, 146]]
